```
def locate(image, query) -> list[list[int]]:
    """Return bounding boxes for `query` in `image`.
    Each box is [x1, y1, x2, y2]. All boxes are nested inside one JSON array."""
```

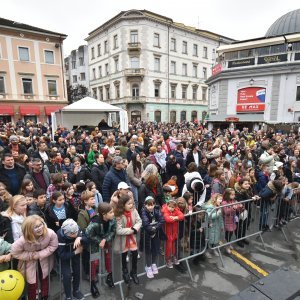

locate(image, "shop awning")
[[44, 105, 63, 115], [19, 105, 40, 115], [0, 105, 14, 115]]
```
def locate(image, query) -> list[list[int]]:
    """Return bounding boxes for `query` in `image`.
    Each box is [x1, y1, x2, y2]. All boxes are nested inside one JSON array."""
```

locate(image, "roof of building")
[[0, 17, 67, 38], [86, 9, 235, 43], [265, 9, 300, 37]]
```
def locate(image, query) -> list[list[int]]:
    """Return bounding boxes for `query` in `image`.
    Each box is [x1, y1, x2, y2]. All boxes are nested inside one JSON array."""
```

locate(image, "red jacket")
[[161, 204, 184, 241]]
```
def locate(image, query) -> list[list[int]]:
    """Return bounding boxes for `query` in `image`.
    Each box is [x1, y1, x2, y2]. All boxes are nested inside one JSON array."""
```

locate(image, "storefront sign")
[[212, 63, 222, 75], [225, 117, 239, 122], [257, 54, 287, 64], [295, 53, 300, 61], [236, 104, 265, 112], [237, 87, 266, 104], [228, 58, 255, 68]]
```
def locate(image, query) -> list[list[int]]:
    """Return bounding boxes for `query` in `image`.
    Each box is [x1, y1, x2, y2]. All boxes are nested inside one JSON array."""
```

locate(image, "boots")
[[130, 271, 139, 285], [91, 280, 100, 298], [122, 268, 131, 284], [106, 272, 115, 288]]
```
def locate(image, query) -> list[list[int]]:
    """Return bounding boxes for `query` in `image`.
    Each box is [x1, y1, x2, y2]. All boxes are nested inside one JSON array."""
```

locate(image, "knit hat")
[[61, 219, 79, 235], [9, 135, 18, 142], [145, 196, 155, 203]]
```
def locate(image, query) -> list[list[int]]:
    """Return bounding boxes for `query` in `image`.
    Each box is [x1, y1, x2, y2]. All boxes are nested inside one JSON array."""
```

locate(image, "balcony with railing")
[[127, 42, 141, 53], [124, 68, 145, 80]]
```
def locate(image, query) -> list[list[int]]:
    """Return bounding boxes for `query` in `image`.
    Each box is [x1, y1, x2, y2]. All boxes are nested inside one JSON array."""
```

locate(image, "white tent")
[[51, 97, 128, 134]]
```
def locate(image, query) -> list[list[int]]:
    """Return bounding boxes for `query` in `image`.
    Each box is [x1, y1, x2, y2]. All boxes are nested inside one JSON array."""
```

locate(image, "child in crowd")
[[61, 157, 72, 173], [140, 196, 166, 278], [183, 191, 194, 213], [86, 181, 103, 208], [163, 175, 179, 197], [25, 192, 35, 206], [0, 236, 12, 271], [203, 193, 224, 256], [114, 194, 142, 284], [45, 191, 77, 233], [77, 190, 97, 231], [222, 188, 241, 254], [62, 182, 81, 213], [3, 195, 27, 241], [28, 189, 47, 220], [20, 178, 35, 196], [46, 173, 64, 200], [86, 203, 116, 296], [11, 215, 58, 300], [161, 198, 184, 268], [0, 182, 12, 212], [57, 219, 88, 300]]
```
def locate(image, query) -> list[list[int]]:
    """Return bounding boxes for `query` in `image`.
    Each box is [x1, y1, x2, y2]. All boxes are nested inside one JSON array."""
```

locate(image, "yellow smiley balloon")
[[0, 270, 25, 300]]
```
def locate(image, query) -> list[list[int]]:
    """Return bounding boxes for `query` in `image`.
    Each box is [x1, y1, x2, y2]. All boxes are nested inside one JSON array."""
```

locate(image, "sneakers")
[[173, 257, 180, 265], [73, 290, 85, 300], [145, 266, 154, 278], [166, 260, 173, 268], [151, 264, 158, 274]]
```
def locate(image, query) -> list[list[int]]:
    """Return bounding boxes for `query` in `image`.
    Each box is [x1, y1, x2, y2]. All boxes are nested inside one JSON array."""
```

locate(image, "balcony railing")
[[124, 68, 145, 80], [127, 42, 141, 53]]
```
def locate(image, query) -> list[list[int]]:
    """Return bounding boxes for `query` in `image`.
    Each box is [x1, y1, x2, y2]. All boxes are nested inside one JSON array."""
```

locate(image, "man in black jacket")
[[186, 143, 201, 168], [91, 153, 108, 193], [69, 157, 92, 184], [0, 153, 26, 195]]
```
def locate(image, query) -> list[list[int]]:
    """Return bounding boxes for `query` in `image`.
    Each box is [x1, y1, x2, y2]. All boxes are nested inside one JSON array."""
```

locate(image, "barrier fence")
[[6, 188, 300, 299]]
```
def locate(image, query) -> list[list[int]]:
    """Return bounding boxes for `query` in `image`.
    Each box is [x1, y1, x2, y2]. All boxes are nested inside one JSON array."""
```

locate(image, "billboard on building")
[[236, 87, 266, 113]]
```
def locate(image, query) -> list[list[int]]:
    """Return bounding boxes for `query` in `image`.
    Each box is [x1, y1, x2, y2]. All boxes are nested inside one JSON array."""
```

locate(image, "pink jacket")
[[11, 228, 58, 284], [221, 200, 240, 232]]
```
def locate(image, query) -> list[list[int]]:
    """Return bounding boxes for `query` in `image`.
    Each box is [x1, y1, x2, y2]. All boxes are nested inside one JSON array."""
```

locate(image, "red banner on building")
[[212, 63, 222, 76], [236, 103, 265, 112], [237, 87, 266, 104]]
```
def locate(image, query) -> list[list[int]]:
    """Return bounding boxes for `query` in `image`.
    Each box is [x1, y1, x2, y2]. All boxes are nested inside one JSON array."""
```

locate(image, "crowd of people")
[[0, 119, 300, 300]]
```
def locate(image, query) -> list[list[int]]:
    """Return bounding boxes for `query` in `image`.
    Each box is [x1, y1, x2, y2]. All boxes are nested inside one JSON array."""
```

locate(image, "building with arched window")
[[207, 9, 300, 130], [86, 9, 233, 122]]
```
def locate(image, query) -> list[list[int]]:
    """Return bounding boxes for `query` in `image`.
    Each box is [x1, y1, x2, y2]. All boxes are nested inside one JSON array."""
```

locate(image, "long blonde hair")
[[22, 215, 48, 243], [208, 193, 223, 206], [5, 195, 27, 217]]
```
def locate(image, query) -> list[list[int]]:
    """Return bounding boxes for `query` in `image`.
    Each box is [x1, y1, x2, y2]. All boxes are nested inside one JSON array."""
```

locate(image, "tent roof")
[[61, 97, 123, 112]]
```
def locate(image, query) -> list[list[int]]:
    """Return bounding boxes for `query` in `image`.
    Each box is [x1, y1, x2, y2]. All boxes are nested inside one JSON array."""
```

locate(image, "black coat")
[[0, 214, 13, 243], [91, 163, 108, 193], [138, 183, 164, 212], [27, 203, 47, 220], [69, 167, 92, 184], [186, 150, 202, 168], [0, 164, 26, 195]]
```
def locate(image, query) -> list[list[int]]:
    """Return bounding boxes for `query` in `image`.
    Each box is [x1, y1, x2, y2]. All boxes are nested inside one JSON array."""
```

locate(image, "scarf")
[[124, 210, 135, 250]]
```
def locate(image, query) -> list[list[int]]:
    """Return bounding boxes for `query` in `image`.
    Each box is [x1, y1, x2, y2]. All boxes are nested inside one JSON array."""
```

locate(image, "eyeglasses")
[[33, 223, 44, 232]]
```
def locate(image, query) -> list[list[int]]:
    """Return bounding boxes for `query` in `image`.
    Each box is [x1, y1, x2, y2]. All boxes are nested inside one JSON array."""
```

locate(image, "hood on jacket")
[[184, 171, 202, 182]]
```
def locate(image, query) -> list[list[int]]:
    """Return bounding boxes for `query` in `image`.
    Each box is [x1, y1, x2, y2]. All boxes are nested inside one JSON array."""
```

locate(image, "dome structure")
[[265, 9, 300, 37]]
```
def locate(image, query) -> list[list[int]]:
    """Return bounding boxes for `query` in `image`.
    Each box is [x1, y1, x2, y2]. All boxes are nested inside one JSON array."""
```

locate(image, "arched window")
[[131, 110, 141, 122], [154, 110, 161, 122], [180, 111, 186, 122], [170, 111, 176, 123], [132, 84, 140, 99], [130, 56, 140, 69], [191, 110, 198, 121]]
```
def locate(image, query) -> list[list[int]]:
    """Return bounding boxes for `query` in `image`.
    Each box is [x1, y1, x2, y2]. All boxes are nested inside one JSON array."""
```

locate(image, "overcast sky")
[[2, 0, 300, 55]]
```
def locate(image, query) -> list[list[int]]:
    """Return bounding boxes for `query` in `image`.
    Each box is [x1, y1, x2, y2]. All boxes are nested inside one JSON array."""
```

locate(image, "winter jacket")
[[113, 209, 142, 253], [87, 151, 98, 168], [91, 163, 108, 192], [234, 183, 254, 212], [85, 217, 116, 253], [102, 167, 130, 202], [185, 150, 202, 168], [161, 204, 184, 241], [0, 164, 26, 195], [221, 200, 240, 232], [259, 181, 278, 204], [0, 214, 13, 243], [126, 161, 144, 187], [259, 151, 275, 173], [211, 178, 226, 195], [138, 183, 165, 212], [24, 167, 51, 190], [69, 167, 92, 184], [11, 228, 58, 284], [256, 170, 269, 191], [27, 203, 47, 220], [77, 208, 97, 231], [0, 237, 11, 271], [10, 213, 25, 242], [202, 203, 224, 245]]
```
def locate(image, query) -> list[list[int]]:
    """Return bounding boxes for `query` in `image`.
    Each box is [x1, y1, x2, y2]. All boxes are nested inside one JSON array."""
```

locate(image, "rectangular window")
[[182, 41, 187, 54], [192, 86, 198, 100], [97, 44, 101, 56], [91, 47, 95, 59], [92, 88, 97, 99], [72, 61, 76, 69], [182, 85, 187, 99], [73, 75, 77, 83], [154, 83, 160, 97], [99, 66, 102, 78], [170, 38, 176, 51], [99, 86, 103, 101], [80, 72, 85, 81], [92, 68, 96, 79], [203, 46, 208, 58], [182, 63, 187, 76], [297, 86, 300, 101], [154, 57, 160, 72], [115, 85, 120, 99], [48, 80, 57, 96], [105, 85, 110, 100], [0, 76, 5, 93], [202, 87, 207, 100], [154, 33, 160, 47], [170, 61, 176, 74], [193, 44, 198, 56], [19, 47, 29, 61], [104, 41, 108, 53], [130, 30, 138, 43], [203, 67, 207, 79], [115, 58, 119, 72], [105, 63, 109, 75], [113, 35, 118, 49], [171, 84, 176, 99], [193, 64, 198, 77], [79, 57, 84, 66], [45, 50, 54, 64], [22, 78, 33, 94]]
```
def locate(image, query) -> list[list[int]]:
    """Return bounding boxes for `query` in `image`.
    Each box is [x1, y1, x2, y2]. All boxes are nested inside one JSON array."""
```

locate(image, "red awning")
[[0, 105, 14, 115], [19, 106, 40, 116], [45, 105, 63, 115]]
